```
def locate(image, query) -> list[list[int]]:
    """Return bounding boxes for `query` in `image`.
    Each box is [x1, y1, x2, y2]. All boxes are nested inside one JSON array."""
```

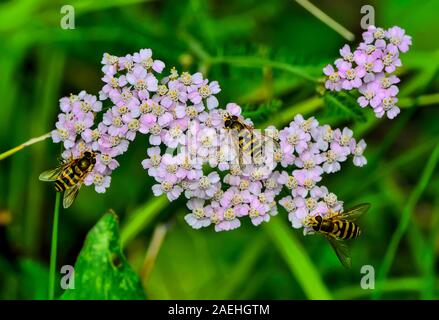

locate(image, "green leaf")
[[61, 212, 146, 300], [242, 99, 283, 122], [120, 195, 169, 247], [323, 91, 367, 122]]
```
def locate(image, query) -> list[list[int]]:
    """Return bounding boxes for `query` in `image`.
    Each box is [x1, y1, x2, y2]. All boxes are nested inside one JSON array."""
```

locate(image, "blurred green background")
[[0, 0, 439, 300]]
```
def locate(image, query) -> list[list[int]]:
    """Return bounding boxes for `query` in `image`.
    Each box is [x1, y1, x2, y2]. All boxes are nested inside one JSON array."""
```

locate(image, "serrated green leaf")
[[61, 212, 146, 300], [324, 91, 367, 122], [242, 99, 283, 123]]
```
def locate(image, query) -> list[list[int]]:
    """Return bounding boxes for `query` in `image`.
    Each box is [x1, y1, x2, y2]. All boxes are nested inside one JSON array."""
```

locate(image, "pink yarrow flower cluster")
[[50, 48, 368, 234], [51, 49, 166, 193], [277, 115, 366, 231], [323, 25, 412, 119]]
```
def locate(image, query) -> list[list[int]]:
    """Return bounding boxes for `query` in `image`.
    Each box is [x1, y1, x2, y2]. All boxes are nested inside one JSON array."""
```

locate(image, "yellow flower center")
[[199, 84, 211, 98]]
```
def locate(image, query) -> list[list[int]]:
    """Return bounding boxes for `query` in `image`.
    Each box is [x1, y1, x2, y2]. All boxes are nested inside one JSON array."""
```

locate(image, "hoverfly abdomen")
[[54, 180, 66, 192], [334, 220, 361, 240], [60, 166, 77, 188]]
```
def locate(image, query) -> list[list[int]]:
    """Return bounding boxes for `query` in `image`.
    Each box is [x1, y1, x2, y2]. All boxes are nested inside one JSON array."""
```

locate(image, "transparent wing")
[[241, 120, 280, 150], [259, 131, 280, 150], [325, 235, 352, 269], [63, 183, 81, 209], [339, 203, 371, 222], [39, 163, 69, 182]]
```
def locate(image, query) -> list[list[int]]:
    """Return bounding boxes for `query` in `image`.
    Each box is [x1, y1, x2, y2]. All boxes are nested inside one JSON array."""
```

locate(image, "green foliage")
[[0, 0, 439, 301], [323, 91, 367, 123], [264, 217, 332, 299], [61, 212, 145, 300], [242, 99, 283, 123]]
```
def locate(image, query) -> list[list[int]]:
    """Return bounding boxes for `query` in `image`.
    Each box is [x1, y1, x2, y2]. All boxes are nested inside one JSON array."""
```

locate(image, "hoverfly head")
[[305, 215, 323, 231]]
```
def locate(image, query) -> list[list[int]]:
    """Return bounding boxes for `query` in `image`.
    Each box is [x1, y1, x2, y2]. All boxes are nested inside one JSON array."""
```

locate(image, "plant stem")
[[48, 192, 61, 300], [0, 132, 51, 161], [294, 0, 355, 41]]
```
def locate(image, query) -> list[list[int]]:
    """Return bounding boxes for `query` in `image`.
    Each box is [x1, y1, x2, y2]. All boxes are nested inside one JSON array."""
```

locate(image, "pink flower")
[[188, 79, 221, 109], [351, 139, 367, 167], [337, 61, 365, 90], [386, 26, 412, 53], [324, 25, 411, 120], [133, 48, 165, 73], [323, 64, 342, 91]]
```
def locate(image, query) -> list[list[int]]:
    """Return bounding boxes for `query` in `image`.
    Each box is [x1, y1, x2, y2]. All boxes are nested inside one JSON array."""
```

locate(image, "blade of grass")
[[215, 236, 266, 299], [264, 217, 332, 299], [379, 174, 428, 275], [120, 195, 169, 247], [351, 138, 438, 197], [373, 144, 439, 299], [140, 223, 169, 289], [421, 198, 439, 299]]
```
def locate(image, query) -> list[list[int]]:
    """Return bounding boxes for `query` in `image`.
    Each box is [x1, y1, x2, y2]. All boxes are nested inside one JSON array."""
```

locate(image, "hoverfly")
[[223, 113, 279, 167], [305, 203, 371, 268], [39, 151, 96, 209]]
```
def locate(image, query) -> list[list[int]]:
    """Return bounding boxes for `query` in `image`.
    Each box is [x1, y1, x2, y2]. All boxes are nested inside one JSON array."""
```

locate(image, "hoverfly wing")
[[39, 164, 66, 182], [339, 203, 371, 222], [63, 183, 81, 209], [259, 130, 280, 150], [325, 235, 352, 269]]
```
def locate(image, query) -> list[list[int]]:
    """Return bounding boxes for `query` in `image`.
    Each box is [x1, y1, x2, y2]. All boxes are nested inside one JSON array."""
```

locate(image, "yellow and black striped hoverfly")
[[223, 113, 279, 168], [305, 203, 371, 268], [39, 151, 96, 209]]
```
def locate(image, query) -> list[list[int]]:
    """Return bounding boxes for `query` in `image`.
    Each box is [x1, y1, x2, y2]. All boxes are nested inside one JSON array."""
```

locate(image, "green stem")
[[0, 132, 51, 161], [294, 0, 355, 41], [48, 192, 61, 300]]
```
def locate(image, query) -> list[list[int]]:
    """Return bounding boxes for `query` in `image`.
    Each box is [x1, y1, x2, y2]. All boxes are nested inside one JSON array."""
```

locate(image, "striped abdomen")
[[54, 164, 85, 192], [320, 219, 361, 240], [238, 129, 262, 159]]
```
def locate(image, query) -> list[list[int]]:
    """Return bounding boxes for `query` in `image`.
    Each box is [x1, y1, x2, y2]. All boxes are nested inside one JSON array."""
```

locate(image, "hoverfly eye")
[[84, 152, 91, 158], [315, 216, 323, 223]]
